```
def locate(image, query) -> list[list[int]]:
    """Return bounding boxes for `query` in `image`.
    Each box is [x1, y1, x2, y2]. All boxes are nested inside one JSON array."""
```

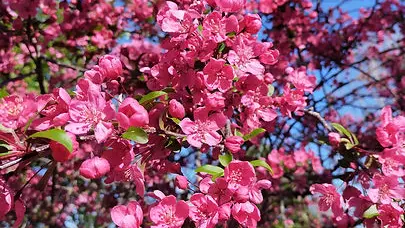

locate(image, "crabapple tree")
[[0, 0, 405, 227]]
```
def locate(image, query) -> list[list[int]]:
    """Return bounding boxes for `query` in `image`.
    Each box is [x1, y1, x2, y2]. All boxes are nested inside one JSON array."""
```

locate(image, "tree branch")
[[303, 108, 333, 132]]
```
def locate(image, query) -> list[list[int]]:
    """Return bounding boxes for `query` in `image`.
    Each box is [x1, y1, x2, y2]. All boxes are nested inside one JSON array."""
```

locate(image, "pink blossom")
[[189, 193, 219, 228], [0, 95, 37, 129], [179, 108, 226, 148], [111, 201, 143, 228], [377, 204, 404, 228], [116, 97, 149, 129], [378, 149, 405, 176], [156, 1, 196, 35], [8, 0, 39, 19], [346, 188, 372, 219], [266, 149, 285, 179], [205, 92, 226, 111], [79, 156, 111, 179], [375, 105, 405, 148], [227, 36, 265, 76], [249, 179, 272, 204], [286, 66, 317, 93], [105, 164, 145, 197], [310, 184, 343, 216], [65, 88, 115, 143], [233, 186, 250, 202], [367, 173, 405, 204], [207, 177, 233, 205], [224, 160, 255, 190], [168, 99, 185, 119], [224, 136, 244, 153], [31, 88, 71, 131], [149, 195, 189, 228], [202, 12, 239, 43], [0, 178, 13, 219], [277, 85, 307, 117], [157, 2, 186, 33], [203, 58, 235, 92], [91, 29, 113, 49], [215, 0, 246, 13], [13, 199, 26, 228], [231, 201, 261, 227]]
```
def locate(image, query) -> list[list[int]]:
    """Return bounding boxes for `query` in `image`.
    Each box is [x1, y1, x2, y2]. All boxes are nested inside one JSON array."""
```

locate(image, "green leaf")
[[197, 24, 203, 33], [170, 117, 181, 125], [331, 123, 351, 139], [363, 204, 379, 219], [219, 153, 232, 167], [0, 87, 9, 99], [218, 42, 226, 53], [352, 133, 359, 145], [243, 128, 266, 141], [139, 91, 168, 105], [226, 32, 236, 37], [29, 129, 73, 152], [332, 123, 359, 146], [122, 127, 149, 144], [234, 129, 243, 137], [344, 142, 355, 150], [56, 8, 64, 23], [267, 85, 275, 96], [250, 159, 273, 174], [195, 165, 224, 180]]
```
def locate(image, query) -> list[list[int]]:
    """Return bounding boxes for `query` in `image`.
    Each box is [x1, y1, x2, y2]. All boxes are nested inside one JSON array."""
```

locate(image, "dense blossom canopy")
[[0, 0, 405, 227]]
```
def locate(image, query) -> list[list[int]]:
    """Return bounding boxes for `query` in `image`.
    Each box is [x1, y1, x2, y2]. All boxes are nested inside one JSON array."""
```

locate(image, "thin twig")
[[303, 108, 333, 132], [42, 56, 87, 73]]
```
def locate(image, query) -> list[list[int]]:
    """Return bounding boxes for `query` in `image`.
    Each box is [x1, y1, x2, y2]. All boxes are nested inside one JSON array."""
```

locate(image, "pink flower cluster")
[[110, 160, 270, 228], [309, 106, 405, 227]]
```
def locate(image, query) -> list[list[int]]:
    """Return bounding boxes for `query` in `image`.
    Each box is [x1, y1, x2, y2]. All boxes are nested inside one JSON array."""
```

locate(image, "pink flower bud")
[[260, 49, 279, 65], [50, 133, 78, 162], [79, 157, 110, 179], [175, 175, 188, 190], [224, 136, 244, 153], [328, 132, 341, 146], [106, 80, 120, 95], [244, 14, 262, 34], [84, 67, 104, 84], [215, 0, 246, 13], [98, 55, 122, 80], [116, 97, 149, 129], [168, 99, 185, 119]]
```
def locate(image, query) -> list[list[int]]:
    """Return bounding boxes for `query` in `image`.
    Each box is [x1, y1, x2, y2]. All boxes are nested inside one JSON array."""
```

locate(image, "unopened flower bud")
[[225, 136, 244, 153], [175, 175, 188, 190], [244, 14, 262, 34], [98, 55, 122, 80], [169, 99, 185, 119], [79, 157, 110, 179]]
